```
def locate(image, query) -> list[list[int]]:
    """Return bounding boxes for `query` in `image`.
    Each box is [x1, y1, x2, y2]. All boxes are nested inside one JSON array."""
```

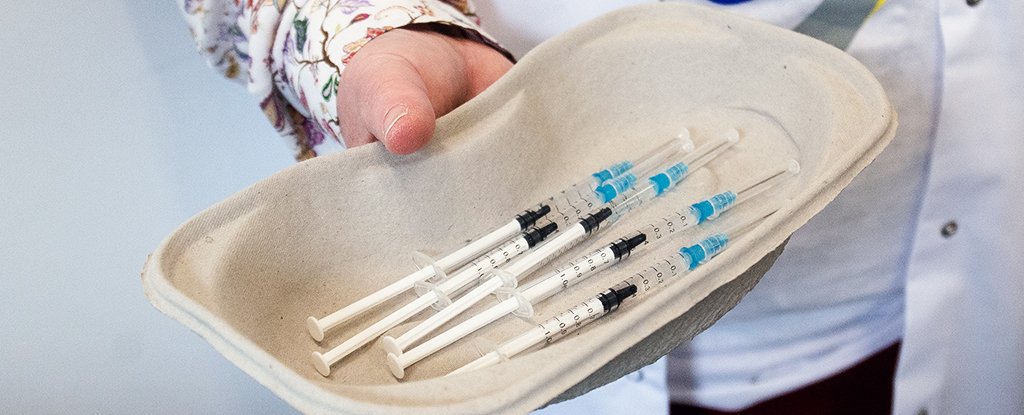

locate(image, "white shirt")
[[477, 1, 1024, 414]]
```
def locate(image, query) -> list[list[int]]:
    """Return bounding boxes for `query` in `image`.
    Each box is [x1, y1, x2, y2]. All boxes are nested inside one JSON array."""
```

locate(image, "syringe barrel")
[[520, 232, 647, 305], [540, 185, 604, 228], [520, 245, 620, 304], [622, 253, 693, 298], [395, 213, 610, 350], [405, 210, 613, 350], [617, 188, 729, 249], [503, 221, 587, 279], [432, 216, 528, 272], [451, 281, 638, 375], [537, 296, 610, 345], [631, 207, 772, 301], [636, 206, 701, 247], [434, 224, 557, 297], [435, 207, 548, 271], [610, 184, 657, 219], [542, 158, 646, 228], [431, 237, 528, 296], [538, 281, 636, 344]]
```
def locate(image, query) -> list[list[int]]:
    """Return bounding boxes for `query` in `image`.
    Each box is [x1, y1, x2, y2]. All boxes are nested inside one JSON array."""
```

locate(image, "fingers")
[[337, 28, 512, 154]]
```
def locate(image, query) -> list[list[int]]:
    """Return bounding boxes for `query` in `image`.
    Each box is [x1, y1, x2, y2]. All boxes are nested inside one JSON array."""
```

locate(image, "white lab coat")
[[893, 1, 1024, 414], [477, 1, 1024, 414]]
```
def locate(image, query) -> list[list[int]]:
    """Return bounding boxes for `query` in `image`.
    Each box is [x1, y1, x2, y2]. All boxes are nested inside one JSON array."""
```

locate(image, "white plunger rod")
[[306, 213, 536, 342]]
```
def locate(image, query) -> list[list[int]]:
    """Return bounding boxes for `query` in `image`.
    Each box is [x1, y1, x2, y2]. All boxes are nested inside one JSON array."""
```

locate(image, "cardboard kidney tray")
[[143, 3, 896, 414]]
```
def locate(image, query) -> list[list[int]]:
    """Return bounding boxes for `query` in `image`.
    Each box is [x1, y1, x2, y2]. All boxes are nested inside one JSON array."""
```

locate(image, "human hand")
[[337, 26, 513, 154]]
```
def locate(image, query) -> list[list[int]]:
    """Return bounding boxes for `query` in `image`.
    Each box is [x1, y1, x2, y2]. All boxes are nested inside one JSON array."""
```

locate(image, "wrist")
[[403, 22, 516, 64]]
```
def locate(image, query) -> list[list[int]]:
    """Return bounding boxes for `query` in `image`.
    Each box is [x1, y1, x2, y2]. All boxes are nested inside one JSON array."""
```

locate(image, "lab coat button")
[[917, 409, 928, 415], [967, 0, 981, 6], [941, 221, 958, 238]]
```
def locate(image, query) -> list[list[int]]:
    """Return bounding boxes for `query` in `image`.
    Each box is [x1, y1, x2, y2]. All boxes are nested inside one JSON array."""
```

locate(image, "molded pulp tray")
[[142, 3, 896, 414]]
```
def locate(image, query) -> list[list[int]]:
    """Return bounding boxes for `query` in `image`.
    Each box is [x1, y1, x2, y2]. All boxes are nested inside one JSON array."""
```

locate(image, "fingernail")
[[382, 104, 409, 143]]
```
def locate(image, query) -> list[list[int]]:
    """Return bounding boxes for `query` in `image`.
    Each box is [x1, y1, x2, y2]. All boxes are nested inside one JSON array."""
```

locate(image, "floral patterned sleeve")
[[178, 0, 507, 160]]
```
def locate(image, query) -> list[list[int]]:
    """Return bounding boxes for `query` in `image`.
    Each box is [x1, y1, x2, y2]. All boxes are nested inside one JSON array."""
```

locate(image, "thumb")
[[358, 55, 437, 155], [337, 28, 511, 155], [334, 50, 437, 154]]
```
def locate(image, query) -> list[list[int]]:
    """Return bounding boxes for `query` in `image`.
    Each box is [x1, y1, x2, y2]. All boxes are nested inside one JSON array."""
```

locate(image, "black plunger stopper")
[[522, 223, 558, 247], [515, 204, 551, 229], [609, 233, 648, 259], [580, 207, 614, 233]]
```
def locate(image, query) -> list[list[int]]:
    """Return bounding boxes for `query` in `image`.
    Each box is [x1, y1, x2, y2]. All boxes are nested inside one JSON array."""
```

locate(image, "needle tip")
[[787, 159, 801, 174], [726, 128, 741, 144]]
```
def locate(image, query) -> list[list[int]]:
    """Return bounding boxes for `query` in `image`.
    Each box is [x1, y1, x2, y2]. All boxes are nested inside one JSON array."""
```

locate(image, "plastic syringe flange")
[[508, 290, 535, 319], [411, 251, 448, 284], [412, 280, 454, 309]]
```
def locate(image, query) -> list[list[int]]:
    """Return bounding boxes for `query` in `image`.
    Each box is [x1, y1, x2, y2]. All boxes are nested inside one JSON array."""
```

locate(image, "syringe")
[[635, 158, 800, 248], [307, 132, 688, 342], [306, 205, 551, 342], [385, 230, 649, 379], [386, 161, 799, 378], [378, 148, 735, 360], [592, 129, 738, 207], [592, 131, 691, 186], [514, 160, 798, 300], [303, 133, 684, 342], [447, 282, 637, 376], [378, 207, 617, 363], [448, 208, 778, 375], [543, 131, 694, 228], [310, 223, 559, 376]]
